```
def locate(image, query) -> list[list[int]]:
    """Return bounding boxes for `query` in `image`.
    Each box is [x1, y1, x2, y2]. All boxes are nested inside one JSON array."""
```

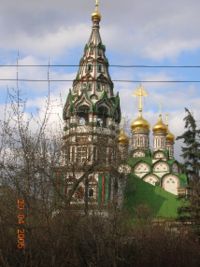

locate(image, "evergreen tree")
[[177, 108, 200, 182], [177, 108, 200, 235]]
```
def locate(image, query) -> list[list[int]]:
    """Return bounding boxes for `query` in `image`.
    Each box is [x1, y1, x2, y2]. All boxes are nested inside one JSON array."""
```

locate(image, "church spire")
[[165, 114, 175, 158], [88, 0, 102, 47], [62, 2, 121, 207], [63, 1, 121, 123], [71, 0, 115, 103]]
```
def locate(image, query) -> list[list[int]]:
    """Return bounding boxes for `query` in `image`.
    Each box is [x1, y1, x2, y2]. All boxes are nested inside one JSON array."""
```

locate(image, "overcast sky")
[[0, 0, 200, 160]]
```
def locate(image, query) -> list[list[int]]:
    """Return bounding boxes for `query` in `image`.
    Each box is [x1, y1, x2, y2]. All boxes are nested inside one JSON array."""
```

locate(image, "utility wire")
[[1, 64, 199, 83], [0, 64, 200, 68], [1, 78, 200, 83]]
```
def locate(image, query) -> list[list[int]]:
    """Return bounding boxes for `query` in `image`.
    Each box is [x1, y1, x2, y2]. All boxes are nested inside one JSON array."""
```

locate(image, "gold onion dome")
[[153, 115, 167, 133], [166, 129, 175, 142], [118, 129, 129, 145], [131, 114, 150, 132], [91, 10, 101, 21]]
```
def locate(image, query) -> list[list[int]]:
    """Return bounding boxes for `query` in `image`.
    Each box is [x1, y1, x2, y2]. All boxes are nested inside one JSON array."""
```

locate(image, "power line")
[[0, 64, 200, 68], [1, 78, 200, 83]]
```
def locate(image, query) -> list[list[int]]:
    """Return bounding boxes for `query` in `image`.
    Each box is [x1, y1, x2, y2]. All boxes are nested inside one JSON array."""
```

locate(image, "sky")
[[0, 0, 200, 160]]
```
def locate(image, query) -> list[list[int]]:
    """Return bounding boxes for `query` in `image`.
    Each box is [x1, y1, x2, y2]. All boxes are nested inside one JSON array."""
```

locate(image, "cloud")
[[0, 0, 200, 60], [0, 55, 77, 102], [101, 0, 200, 60], [0, 24, 90, 57], [0, 0, 199, 163]]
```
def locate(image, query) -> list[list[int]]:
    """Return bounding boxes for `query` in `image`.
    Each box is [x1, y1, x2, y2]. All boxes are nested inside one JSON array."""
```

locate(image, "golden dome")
[[131, 115, 150, 132], [153, 115, 167, 133], [166, 129, 175, 142], [118, 129, 129, 145], [91, 11, 101, 21]]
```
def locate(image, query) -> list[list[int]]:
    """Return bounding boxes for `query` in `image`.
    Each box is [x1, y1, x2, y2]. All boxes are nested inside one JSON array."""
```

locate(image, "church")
[[60, 1, 187, 215]]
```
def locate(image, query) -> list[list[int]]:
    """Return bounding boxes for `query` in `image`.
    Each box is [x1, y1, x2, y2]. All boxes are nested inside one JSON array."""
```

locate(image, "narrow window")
[[72, 147, 75, 162], [87, 64, 93, 72], [97, 83, 101, 91], [88, 188, 94, 197], [98, 64, 102, 73]]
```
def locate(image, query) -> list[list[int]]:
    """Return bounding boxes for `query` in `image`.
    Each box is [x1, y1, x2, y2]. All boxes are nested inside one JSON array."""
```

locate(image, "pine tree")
[[177, 108, 200, 235], [177, 108, 200, 182]]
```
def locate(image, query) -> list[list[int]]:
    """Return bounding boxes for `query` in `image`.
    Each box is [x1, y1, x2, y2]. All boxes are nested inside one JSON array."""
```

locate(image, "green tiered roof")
[[124, 174, 185, 219]]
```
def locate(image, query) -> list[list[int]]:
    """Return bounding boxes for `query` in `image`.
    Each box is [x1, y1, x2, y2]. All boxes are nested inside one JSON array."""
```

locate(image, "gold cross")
[[95, 0, 99, 11], [133, 84, 148, 114]]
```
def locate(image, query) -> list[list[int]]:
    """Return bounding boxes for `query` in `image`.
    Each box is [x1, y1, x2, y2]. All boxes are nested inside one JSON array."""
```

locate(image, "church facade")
[[60, 2, 187, 208], [62, 3, 121, 207], [127, 86, 187, 196]]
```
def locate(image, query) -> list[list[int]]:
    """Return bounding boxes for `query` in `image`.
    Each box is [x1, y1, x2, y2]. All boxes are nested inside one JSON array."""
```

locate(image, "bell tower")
[[165, 115, 175, 159], [153, 114, 168, 152], [131, 85, 150, 158], [62, 1, 121, 205]]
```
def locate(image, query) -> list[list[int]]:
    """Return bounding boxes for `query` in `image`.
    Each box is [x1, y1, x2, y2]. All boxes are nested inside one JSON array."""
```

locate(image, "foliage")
[[177, 108, 200, 181], [177, 108, 200, 235], [0, 210, 200, 267], [1, 93, 200, 266]]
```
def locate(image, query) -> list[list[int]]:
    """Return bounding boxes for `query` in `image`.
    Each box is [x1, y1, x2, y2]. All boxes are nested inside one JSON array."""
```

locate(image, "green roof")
[[124, 174, 185, 219], [128, 157, 152, 167], [167, 159, 176, 165]]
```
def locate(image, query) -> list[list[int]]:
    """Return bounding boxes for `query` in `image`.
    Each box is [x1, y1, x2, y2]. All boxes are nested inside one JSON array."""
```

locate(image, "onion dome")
[[153, 114, 167, 134], [166, 129, 175, 142], [92, 10, 101, 21], [118, 129, 129, 145], [131, 114, 150, 133]]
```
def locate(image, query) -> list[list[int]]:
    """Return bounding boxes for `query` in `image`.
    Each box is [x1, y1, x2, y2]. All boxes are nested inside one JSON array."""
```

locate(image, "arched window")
[[97, 106, 108, 127], [97, 83, 101, 91], [87, 64, 93, 72], [98, 64, 102, 72], [88, 83, 92, 91], [97, 118, 103, 127], [79, 117, 86, 125], [88, 188, 94, 197], [77, 105, 90, 125]]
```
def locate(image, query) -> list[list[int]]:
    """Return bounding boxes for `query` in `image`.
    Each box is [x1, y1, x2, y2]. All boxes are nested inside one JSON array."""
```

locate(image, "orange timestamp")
[[17, 199, 25, 249]]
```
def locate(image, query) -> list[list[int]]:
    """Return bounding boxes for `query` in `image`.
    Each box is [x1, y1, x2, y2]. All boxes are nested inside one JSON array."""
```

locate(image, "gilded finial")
[[133, 84, 148, 116], [95, 0, 99, 12], [118, 117, 129, 145], [92, 0, 101, 21], [165, 113, 169, 126], [165, 114, 175, 142]]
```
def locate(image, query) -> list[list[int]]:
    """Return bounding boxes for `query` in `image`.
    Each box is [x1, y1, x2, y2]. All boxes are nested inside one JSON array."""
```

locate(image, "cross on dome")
[[133, 84, 148, 115], [165, 113, 169, 126], [95, 0, 100, 11], [92, 0, 101, 21]]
